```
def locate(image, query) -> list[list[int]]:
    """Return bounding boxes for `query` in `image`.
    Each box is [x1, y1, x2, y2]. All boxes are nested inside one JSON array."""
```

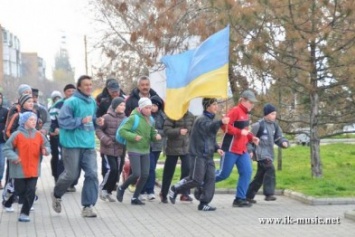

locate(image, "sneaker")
[[198, 204, 217, 211], [139, 194, 146, 201], [159, 193, 168, 204], [30, 206, 35, 211], [168, 186, 177, 204], [18, 213, 30, 222], [81, 206, 97, 218], [116, 187, 125, 202], [51, 192, 62, 213], [131, 198, 145, 205], [147, 193, 155, 201], [180, 194, 193, 202], [100, 190, 108, 201], [66, 187, 76, 192], [128, 184, 136, 193], [106, 194, 116, 202], [265, 195, 277, 201], [246, 198, 257, 204], [232, 198, 252, 207], [194, 187, 203, 201], [5, 207, 14, 212]]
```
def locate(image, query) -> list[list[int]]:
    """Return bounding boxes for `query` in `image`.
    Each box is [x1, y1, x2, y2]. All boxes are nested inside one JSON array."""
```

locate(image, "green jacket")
[[119, 108, 157, 154]]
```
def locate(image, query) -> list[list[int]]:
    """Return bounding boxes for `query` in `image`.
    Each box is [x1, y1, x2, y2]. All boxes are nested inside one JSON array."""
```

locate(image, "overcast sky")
[[0, 0, 99, 79]]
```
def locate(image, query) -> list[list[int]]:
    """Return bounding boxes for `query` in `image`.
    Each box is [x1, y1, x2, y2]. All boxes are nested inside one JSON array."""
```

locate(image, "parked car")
[[295, 133, 310, 146]]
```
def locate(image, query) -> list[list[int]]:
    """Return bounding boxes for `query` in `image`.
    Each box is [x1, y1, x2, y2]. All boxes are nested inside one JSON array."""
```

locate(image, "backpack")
[[4, 104, 21, 140], [115, 114, 154, 145]]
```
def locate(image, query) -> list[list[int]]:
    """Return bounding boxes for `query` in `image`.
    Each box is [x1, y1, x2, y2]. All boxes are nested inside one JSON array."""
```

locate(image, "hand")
[[82, 115, 92, 124], [241, 129, 249, 136], [54, 128, 60, 135], [249, 152, 254, 160], [12, 158, 21, 164], [217, 149, 224, 156], [282, 142, 288, 148], [135, 135, 142, 141], [156, 134, 162, 140], [221, 116, 230, 125], [252, 136, 260, 146], [180, 128, 188, 136], [96, 117, 104, 126], [42, 147, 49, 156]]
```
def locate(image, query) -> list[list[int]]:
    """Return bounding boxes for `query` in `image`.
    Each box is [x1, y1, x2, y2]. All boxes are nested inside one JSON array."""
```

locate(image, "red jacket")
[[221, 103, 254, 155]]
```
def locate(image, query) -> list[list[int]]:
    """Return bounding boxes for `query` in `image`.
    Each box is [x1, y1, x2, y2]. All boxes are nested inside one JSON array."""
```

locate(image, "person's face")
[[206, 102, 218, 114], [64, 88, 75, 98], [23, 98, 34, 110], [108, 89, 120, 99], [241, 99, 255, 112], [265, 111, 277, 121], [78, 79, 93, 96], [151, 104, 158, 113], [138, 79, 150, 96], [141, 105, 152, 116], [32, 95, 38, 103], [115, 102, 126, 114], [25, 115, 37, 129]]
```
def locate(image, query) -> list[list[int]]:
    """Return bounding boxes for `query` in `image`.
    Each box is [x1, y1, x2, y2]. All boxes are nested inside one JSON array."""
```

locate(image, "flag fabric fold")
[[161, 25, 230, 120]]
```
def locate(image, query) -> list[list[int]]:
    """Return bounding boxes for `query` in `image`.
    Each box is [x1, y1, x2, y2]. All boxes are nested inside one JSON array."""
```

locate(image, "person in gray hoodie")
[[246, 103, 289, 203]]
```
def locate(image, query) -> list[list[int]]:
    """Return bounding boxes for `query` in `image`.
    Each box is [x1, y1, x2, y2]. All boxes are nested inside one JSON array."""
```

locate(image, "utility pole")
[[84, 35, 88, 75]]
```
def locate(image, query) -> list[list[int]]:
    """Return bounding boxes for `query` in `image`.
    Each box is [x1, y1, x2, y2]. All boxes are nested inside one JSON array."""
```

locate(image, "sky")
[[0, 0, 99, 79]]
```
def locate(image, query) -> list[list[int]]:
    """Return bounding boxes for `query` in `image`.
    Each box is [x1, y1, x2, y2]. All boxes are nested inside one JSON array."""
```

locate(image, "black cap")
[[63, 84, 76, 92]]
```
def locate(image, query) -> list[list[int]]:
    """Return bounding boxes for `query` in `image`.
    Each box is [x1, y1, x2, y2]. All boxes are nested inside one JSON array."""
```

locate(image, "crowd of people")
[[0, 74, 289, 222]]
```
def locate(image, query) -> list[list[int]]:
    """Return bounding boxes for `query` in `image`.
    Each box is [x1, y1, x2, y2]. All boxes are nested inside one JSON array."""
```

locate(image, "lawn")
[[156, 143, 355, 197]]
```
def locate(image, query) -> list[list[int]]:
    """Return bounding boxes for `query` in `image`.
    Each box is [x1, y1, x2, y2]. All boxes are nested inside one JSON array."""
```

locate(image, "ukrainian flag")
[[161, 25, 229, 120]]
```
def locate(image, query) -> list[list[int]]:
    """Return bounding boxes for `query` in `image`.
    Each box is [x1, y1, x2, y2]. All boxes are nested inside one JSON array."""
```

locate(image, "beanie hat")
[[17, 84, 31, 96], [202, 98, 217, 110], [63, 84, 76, 92], [151, 95, 164, 111], [19, 94, 32, 107], [138, 98, 152, 110], [19, 112, 37, 127], [51, 90, 63, 100], [107, 81, 120, 92], [263, 103, 277, 116], [111, 97, 125, 110]]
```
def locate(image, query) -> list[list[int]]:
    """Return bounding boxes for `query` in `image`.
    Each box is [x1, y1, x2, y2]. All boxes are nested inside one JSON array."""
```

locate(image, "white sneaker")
[[148, 193, 155, 201], [139, 195, 146, 201], [100, 190, 108, 201], [5, 207, 14, 212]]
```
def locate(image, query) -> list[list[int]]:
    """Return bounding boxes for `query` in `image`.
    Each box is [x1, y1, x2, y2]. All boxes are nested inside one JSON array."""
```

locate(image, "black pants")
[[100, 155, 119, 193], [50, 135, 60, 182], [161, 154, 190, 198], [246, 159, 275, 199], [174, 157, 215, 204], [15, 178, 37, 215]]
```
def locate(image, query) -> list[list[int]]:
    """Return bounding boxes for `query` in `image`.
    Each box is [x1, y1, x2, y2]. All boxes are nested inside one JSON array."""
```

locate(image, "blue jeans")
[[141, 151, 161, 194], [54, 148, 98, 207], [215, 152, 252, 199], [0, 143, 4, 181]]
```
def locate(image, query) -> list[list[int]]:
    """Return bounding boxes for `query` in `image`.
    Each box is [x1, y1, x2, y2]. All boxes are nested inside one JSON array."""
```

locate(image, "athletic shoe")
[[81, 206, 97, 218], [147, 193, 155, 201], [180, 194, 193, 202], [168, 186, 177, 204], [198, 204, 217, 211], [232, 198, 252, 207], [5, 207, 14, 212], [131, 198, 145, 205], [106, 194, 116, 202], [139, 194, 146, 201], [51, 192, 62, 213], [18, 213, 30, 222], [116, 187, 125, 202]]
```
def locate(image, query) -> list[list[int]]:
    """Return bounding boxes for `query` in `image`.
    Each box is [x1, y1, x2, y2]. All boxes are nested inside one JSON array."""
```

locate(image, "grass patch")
[[156, 143, 355, 197]]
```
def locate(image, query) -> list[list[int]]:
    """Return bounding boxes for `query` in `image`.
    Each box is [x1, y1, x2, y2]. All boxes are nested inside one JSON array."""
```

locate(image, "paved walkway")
[[1, 155, 354, 237]]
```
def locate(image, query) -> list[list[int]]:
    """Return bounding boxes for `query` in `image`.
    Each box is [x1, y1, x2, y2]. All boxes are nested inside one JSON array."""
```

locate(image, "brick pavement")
[[1, 155, 354, 237]]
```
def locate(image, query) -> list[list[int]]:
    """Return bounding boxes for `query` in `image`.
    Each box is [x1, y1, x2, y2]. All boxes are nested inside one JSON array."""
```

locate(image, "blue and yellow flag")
[[161, 25, 229, 120]]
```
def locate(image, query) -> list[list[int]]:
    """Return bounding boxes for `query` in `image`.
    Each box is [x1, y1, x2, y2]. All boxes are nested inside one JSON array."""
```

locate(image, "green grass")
[[156, 143, 355, 197]]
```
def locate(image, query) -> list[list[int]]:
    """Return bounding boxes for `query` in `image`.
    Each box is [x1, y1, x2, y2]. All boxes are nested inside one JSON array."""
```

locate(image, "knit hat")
[[151, 95, 164, 111], [111, 97, 125, 110], [202, 98, 217, 110], [263, 103, 277, 116], [19, 112, 37, 127], [138, 98, 152, 109], [19, 94, 32, 107], [241, 90, 258, 102], [63, 84, 76, 92], [107, 81, 120, 92], [51, 90, 63, 100], [17, 84, 31, 96]]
